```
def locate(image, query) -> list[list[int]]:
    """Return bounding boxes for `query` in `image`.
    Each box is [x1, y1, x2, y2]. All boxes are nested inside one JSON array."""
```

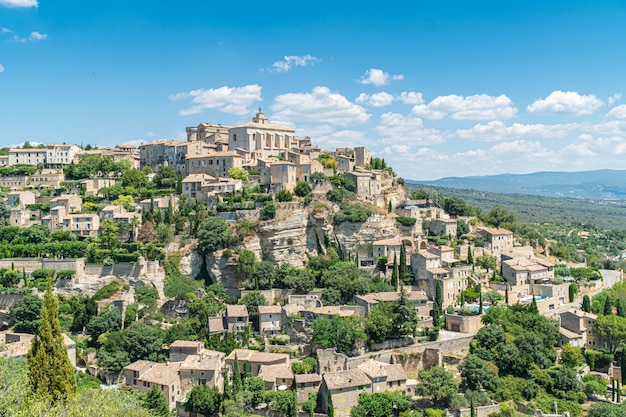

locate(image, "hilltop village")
[[0, 111, 625, 417]]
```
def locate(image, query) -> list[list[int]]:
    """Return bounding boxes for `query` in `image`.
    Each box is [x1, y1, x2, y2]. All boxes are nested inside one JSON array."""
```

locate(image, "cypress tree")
[[568, 283, 577, 303], [605, 297, 613, 315], [433, 280, 443, 327], [176, 173, 183, 194], [621, 352, 626, 385], [530, 295, 538, 314], [391, 254, 399, 290], [479, 291, 483, 314], [232, 353, 242, 395], [27, 282, 76, 403], [582, 295, 591, 312], [618, 299, 626, 318], [470, 399, 476, 417], [460, 290, 465, 308], [505, 285, 509, 304], [144, 384, 169, 416], [355, 252, 359, 267], [467, 246, 473, 265], [328, 392, 335, 417], [399, 243, 409, 285], [388, 200, 392, 213]]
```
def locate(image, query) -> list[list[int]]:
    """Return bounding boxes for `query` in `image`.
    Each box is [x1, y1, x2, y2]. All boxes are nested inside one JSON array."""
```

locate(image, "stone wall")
[[0, 258, 85, 277], [0, 293, 30, 310], [456, 404, 501, 417], [518, 403, 571, 417], [317, 335, 474, 375], [84, 261, 147, 278]]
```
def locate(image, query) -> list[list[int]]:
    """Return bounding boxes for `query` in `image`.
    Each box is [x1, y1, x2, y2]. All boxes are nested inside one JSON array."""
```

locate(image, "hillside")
[[409, 169, 626, 200], [405, 184, 626, 230]]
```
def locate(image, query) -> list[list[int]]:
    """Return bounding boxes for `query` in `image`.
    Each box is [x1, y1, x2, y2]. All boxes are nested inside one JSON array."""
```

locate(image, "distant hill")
[[409, 169, 626, 200]]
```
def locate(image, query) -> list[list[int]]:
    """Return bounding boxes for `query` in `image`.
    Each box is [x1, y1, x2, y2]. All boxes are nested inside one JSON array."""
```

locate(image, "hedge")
[[396, 216, 417, 227]]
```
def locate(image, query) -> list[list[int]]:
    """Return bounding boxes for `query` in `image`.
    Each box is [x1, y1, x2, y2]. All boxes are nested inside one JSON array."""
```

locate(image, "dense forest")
[[405, 184, 626, 230]]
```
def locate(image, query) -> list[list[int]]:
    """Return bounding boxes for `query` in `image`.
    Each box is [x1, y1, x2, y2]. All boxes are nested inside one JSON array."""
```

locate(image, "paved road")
[[543, 269, 623, 320]]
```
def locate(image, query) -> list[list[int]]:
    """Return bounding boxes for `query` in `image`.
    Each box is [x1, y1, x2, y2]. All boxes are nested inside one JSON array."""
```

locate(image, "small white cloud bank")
[[272, 55, 319, 73], [0, 0, 37, 7], [527, 90, 603, 116], [170, 84, 262, 116], [0, 64, 4, 73], [358, 68, 404, 86], [270, 86, 370, 127], [29, 31, 47, 40], [413, 94, 517, 120]]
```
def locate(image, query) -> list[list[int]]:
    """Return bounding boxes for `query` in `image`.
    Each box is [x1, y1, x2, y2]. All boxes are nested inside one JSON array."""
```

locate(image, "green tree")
[[197, 216, 232, 254], [85, 305, 122, 347], [399, 242, 411, 285], [237, 250, 257, 284], [618, 298, 626, 318], [13, 294, 43, 334], [294, 181, 312, 197], [560, 343, 584, 368], [232, 353, 242, 395], [364, 303, 394, 343], [99, 220, 120, 250], [228, 167, 249, 182], [239, 291, 267, 331], [27, 283, 76, 403], [417, 366, 458, 406], [433, 280, 443, 327], [459, 354, 498, 391], [143, 384, 170, 417], [394, 286, 419, 337], [391, 254, 399, 289], [568, 283, 577, 303], [186, 384, 222, 416], [606, 297, 614, 315], [594, 314, 626, 353], [485, 205, 516, 227], [154, 223, 173, 243]]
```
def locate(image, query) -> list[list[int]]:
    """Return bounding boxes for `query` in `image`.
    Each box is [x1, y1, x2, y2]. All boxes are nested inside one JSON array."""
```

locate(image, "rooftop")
[[258, 305, 282, 315], [226, 304, 249, 318], [323, 368, 371, 390]]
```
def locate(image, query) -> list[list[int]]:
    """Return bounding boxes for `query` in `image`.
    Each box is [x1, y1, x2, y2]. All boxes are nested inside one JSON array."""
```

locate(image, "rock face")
[[206, 252, 241, 293], [334, 215, 400, 258], [256, 203, 313, 268]]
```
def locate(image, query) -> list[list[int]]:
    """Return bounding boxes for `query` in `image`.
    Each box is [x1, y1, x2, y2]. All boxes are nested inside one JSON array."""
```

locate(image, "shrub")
[[30, 268, 56, 280], [396, 216, 417, 227], [260, 201, 276, 220], [276, 189, 293, 202], [294, 181, 312, 197], [333, 203, 373, 224], [94, 279, 124, 301], [56, 270, 76, 280]]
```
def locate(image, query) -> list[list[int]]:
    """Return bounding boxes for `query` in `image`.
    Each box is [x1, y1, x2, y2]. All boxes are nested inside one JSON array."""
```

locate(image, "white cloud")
[[28, 31, 47, 40], [398, 91, 424, 105], [0, 0, 37, 7], [272, 55, 319, 73], [355, 92, 395, 107], [412, 94, 518, 120], [375, 112, 444, 146], [489, 140, 550, 157], [606, 104, 626, 119], [0, 64, 4, 73], [358, 68, 404, 86], [1, 27, 12, 33], [270, 86, 370, 127], [608, 93, 622, 106], [455, 120, 574, 141], [170, 84, 262, 116], [313, 130, 369, 149], [527, 90, 603, 115]]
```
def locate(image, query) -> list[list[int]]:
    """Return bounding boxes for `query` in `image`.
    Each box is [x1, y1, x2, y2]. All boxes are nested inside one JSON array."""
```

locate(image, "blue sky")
[[2, 0, 626, 180]]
